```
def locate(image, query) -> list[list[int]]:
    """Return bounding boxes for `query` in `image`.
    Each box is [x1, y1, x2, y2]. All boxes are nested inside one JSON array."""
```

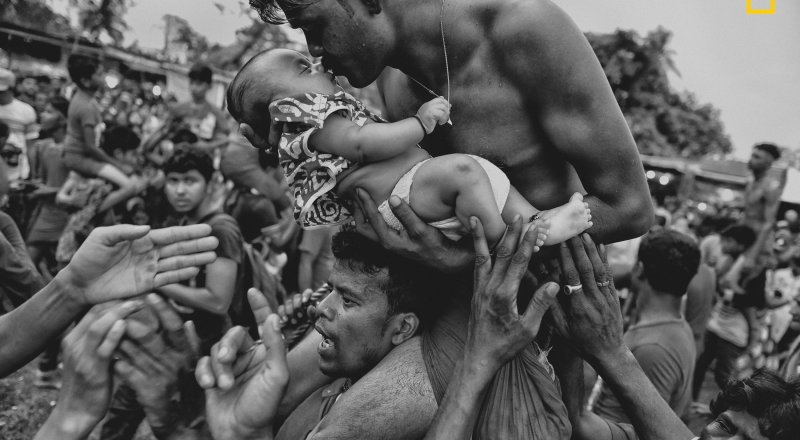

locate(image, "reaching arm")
[[157, 257, 237, 315], [310, 113, 425, 163], [493, 0, 653, 243]]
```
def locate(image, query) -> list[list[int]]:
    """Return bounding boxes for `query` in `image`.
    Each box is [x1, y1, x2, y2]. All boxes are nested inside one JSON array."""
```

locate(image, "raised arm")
[[493, 0, 652, 242], [311, 97, 450, 163]]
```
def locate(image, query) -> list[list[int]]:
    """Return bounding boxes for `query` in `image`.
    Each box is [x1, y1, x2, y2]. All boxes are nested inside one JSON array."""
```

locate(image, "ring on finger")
[[563, 284, 583, 295], [596, 280, 611, 288]]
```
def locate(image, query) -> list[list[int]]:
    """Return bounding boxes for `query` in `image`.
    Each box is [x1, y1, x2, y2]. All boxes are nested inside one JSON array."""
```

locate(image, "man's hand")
[[468, 216, 560, 371], [549, 234, 625, 368], [195, 288, 288, 440], [353, 188, 472, 272], [35, 301, 142, 440], [114, 294, 202, 439], [58, 224, 219, 305]]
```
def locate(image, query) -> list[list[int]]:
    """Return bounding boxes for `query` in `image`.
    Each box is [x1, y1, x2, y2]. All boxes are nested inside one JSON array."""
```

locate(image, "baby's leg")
[[535, 193, 592, 245], [409, 155, 509, 246]]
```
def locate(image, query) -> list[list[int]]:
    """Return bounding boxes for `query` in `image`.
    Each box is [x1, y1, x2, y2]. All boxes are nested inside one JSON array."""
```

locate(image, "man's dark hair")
[[331, 229, 451, 331], [101, 126, 140, 155], [754, 142, 781, 161], [67, 54, 99, 86], [637, 229, 700, 296], [163, 148, 214, 182], [710, 369, 800, 440], [188, 63, 213, 84], [721, 224, 757, 249], [250, 0, 299, 24]]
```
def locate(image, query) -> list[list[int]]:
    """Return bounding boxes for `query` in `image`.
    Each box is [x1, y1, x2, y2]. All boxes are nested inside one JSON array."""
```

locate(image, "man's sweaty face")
[[314, 262, 395, 379], [699, 410, 768, 440]]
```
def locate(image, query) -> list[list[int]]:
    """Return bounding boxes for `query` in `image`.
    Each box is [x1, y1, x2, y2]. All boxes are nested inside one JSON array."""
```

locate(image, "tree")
[[0, 0, 73, 35], [586, 27, 732, 158], [70, 0, 131, 45]]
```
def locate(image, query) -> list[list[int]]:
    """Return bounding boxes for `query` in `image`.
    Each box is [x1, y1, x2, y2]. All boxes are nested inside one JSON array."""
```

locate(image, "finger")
[[82, 301, 143, 350], [262, 314, 288, 378], [117, 339, 162, 374], [145, 294, 187, 349], [567, 235, 595, 288], [248, 288, 274, 339], [389, 196, 431, 239], [153, 267, 201, 287], [352, 202, 380, 242], [580, 234, 608, 284], [96, 320, 127, 359], [210, 343, 234, 390], [491, 215, 523, 278], [521, 282, 559, 334], [148, 224, 213, 247], [470, 217, 491, 290], [93, 224, 151, 246], [195, 356, 216, 389], [157, 252, 218, 273], [184, 321, 201, 357], [114, 358, 153, 389], [356, 188, 393, 241], [158, 236, 219, 259], [558, 240, 581, 291], [502, 223, 540, 294]]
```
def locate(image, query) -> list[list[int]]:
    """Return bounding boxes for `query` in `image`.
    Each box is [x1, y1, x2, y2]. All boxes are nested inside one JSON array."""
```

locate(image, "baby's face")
[[267, 49, 338, 98]]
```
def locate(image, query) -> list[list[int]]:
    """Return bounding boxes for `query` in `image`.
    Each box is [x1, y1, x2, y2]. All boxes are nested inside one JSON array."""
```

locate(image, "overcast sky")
[[51, 0, 799, 159]]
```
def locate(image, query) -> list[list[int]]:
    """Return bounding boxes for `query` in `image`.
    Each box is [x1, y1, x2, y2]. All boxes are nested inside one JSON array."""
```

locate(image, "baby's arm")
[[310, 97, 451, 163]]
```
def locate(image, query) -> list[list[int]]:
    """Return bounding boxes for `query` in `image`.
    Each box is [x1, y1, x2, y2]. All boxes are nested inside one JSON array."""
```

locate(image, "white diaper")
[[377, 154, 510, 241]]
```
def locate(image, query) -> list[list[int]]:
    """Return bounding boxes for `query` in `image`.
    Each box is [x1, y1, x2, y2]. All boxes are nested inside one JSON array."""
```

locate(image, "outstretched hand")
[[59, 224, 219, 305], [195, 288, 288, 440], [353, 188, 473, 272], [549, 234, 625, 367], [35, 301, 143, 440], [468, 216, 559, 371]]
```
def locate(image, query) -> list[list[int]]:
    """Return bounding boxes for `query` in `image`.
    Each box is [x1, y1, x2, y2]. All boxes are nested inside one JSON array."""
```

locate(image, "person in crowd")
[[741, 143, 782, 266], [99, 148, 245, 439], [228, 49, 590, 249], [164, 63, 229, 156], [592, 229, 699, 423], [693, 224, 762, 401], [0, 67, 37, 180], [0, 223, 218, 377], [684, 247, 718, 357], [0, 209, 44, 310], [62, 54, 142, 213], [15, 75, 39, 109]]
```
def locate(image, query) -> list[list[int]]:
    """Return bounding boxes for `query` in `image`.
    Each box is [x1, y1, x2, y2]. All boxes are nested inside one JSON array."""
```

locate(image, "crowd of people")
[[1, 0, 799, 439]]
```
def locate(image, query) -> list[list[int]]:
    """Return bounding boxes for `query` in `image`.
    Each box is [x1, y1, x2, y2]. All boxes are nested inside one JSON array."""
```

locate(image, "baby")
[[227, 49, 592, 249]]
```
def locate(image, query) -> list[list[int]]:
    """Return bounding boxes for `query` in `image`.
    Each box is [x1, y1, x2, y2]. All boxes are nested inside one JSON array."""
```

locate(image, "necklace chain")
[[407, 0, 450, 103]]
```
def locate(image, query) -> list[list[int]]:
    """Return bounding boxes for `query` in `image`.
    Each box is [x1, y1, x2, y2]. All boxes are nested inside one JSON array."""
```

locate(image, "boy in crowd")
[[166, 64, 229, 156], [62, 54, 142, 213]]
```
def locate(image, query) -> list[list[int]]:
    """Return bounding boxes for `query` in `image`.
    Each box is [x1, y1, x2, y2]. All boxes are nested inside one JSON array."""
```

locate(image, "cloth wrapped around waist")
[[421, 301, 571, 439]]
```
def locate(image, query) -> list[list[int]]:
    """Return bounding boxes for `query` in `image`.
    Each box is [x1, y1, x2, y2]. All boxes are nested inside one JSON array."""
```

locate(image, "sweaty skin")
[[266, 0, 652, 438]]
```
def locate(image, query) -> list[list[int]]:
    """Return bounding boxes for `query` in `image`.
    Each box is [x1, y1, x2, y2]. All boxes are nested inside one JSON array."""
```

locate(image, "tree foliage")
[[586, 27, 732, 158], [0, 0, 74, 35], [70, 0, 131, 45]]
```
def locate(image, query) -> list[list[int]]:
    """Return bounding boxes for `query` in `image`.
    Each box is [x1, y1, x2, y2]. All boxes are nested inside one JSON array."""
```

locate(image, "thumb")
[[94, 224, 151, 246], [521, 282, 559, 334], [262, 314, 288, 378]]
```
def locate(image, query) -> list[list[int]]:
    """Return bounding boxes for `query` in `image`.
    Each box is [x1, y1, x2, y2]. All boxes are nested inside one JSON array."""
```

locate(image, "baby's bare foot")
[[537, 193, 592, 245]]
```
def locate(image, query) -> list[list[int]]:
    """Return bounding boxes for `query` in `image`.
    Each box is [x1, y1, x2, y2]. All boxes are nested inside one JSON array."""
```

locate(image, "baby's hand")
[[415, 97, 451, 134]]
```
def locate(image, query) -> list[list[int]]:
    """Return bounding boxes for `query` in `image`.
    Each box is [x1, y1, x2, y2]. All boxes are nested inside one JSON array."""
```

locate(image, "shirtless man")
[[235, 0, 653, 438], [742, 143, 782, 262]]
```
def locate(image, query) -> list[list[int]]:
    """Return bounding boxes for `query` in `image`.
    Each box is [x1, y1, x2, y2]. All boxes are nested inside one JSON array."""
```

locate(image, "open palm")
[[63, 224, 218, 304]]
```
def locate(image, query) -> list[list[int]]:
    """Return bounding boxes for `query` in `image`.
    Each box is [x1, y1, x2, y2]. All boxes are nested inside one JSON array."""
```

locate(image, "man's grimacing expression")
[[313, 261, 411, 379]]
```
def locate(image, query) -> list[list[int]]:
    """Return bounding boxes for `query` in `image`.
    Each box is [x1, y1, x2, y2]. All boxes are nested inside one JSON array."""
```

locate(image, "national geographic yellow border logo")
[[747, 0, 776, 14]]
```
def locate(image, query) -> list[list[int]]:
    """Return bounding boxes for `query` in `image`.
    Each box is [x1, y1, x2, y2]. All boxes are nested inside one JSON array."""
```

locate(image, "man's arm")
[[158, 256, 237, 314], [493, 0, 653, 242], [746, 183, 781, 262]]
